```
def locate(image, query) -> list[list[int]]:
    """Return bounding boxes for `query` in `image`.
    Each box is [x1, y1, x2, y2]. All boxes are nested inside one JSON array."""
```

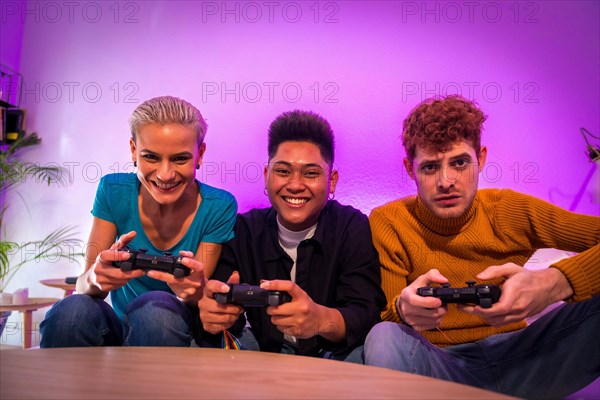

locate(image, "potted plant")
[[0, 132, 83, 334]]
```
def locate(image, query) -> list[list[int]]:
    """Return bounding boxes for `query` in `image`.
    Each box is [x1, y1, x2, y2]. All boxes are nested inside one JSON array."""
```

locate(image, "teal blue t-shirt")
[[91, 173, 237, 319]]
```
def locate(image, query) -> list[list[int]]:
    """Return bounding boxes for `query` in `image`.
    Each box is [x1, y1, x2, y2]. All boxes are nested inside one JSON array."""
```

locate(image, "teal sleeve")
[[203, 193, 237, 243]]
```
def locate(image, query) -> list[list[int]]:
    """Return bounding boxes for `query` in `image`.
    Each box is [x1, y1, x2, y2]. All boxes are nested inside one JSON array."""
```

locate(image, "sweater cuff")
[[381, 293, 404, 324], [550, 254, 596, 302]]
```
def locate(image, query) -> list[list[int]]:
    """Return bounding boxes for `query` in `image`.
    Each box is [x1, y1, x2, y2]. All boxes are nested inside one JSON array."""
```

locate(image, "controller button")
[[480, 298, 493, 308]]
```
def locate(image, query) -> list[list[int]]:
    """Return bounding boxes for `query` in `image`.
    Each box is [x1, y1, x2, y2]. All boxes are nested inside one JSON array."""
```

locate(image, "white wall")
[[1, 0, 599, 347]]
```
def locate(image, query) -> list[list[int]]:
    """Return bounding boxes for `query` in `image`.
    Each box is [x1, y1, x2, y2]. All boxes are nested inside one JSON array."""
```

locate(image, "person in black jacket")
[[198, 110, 386, 362]]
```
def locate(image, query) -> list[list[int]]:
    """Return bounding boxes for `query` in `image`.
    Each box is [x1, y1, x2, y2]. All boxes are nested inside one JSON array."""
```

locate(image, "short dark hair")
[[402, 95, 486, 162], [267, 110, 335, 166]]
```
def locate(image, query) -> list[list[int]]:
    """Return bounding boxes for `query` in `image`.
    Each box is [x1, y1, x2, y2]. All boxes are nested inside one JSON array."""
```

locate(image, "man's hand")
[[460, 263, 573, 326], [398, 269, 449, 331], [199, 272, 243, 334], [86, 231, 144, 293], [260, 280, 345, 342], [147, 250, 206, 303]]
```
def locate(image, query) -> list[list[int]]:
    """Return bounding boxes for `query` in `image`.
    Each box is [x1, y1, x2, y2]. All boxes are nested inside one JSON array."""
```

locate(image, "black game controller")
[[214, 284, 292, 307], [417, 280, 501, 309], [112, 248, 191, 278]]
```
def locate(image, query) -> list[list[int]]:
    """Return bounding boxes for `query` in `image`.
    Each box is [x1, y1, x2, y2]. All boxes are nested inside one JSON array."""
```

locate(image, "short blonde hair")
[[129, 96, 207, 144]]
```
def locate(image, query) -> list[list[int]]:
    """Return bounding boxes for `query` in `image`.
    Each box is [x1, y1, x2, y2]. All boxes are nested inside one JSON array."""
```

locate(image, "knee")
[[125, 291, 190, 328], [42, 294, 106, 327], [364, 322, 398, 359], [123, 291, 194, 346], [364, 322, 417, 368], [366, 321, 401, 342], [40, 294, 120, 348]]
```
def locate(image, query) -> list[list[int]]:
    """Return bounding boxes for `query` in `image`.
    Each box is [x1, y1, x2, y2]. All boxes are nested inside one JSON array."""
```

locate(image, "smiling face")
[[264, 141, 338, 231], [405, 141, 487, 219], [130, 123, 205, 206]]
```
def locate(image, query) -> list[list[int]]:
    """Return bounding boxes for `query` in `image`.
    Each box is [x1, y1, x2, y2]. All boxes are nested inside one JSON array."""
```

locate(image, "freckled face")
[[264, 141, 338, 231]]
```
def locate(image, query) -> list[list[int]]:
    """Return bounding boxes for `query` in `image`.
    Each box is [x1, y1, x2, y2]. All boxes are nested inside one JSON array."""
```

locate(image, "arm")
[[461, 263, 574, 326], [550, 246, 599, 301], [462, 191, 599, 325], [76, 218, 144, 298], [369, 207, 411, 323], [499, 190, 600, 300], [198, 219, 246, 335]]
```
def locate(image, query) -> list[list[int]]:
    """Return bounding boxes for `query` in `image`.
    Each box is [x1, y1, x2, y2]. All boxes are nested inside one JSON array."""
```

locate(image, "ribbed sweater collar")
[[414, 193, 479, 236]]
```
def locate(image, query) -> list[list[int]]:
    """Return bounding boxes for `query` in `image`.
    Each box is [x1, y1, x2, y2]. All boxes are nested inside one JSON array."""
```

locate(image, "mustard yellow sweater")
[[369, 189, 600, 347]]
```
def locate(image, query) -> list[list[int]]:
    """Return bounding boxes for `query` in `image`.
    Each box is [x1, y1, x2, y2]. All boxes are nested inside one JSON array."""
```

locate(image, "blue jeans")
[[237, 327, 365, 364], [40, 292, 206, 347], [364, 296, 600, 398]]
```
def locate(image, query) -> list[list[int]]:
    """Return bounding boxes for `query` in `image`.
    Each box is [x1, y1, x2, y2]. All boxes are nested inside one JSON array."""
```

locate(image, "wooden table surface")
[[0, 347, 515, 399], [39, 278, 76, 297], [0, 297, 59, 313]]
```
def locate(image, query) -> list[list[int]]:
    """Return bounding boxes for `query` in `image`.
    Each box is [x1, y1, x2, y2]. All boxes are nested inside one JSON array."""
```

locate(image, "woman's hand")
[[147, 250, 206, 304], [82, 231, 145, 294]]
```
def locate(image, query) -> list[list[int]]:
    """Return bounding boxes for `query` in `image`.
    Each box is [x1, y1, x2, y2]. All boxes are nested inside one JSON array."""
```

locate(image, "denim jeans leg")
[[364, 322, 486, 385], [365, 322, 444, 374], [476, 296, 600, 399], [324, 344, 365, 364], [237, 327, 262, 351], [123, 291, 195, 346], [365, 298, 600, 398], [40, 294, 123, 348]]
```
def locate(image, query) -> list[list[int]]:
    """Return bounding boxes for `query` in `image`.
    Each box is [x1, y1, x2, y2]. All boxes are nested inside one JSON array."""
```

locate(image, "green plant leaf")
[[0, 226, 84, 292], [1, 132, 84, 292]]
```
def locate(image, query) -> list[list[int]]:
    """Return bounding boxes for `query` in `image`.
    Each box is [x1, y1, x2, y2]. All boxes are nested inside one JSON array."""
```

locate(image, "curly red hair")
[[402, 95, 486, 161]]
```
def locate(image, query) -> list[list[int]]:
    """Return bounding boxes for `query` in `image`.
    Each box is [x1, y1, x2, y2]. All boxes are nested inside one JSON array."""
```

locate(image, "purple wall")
[[0, 0, 24, 72], [1, 1, 598, 344]]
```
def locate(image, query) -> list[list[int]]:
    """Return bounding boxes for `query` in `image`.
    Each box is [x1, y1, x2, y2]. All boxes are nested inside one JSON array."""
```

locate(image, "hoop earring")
[[133, 161, 137, 168], [328, 192, 335, 200], [196, 165, 200, 170], [264, 188, 268, 196]]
